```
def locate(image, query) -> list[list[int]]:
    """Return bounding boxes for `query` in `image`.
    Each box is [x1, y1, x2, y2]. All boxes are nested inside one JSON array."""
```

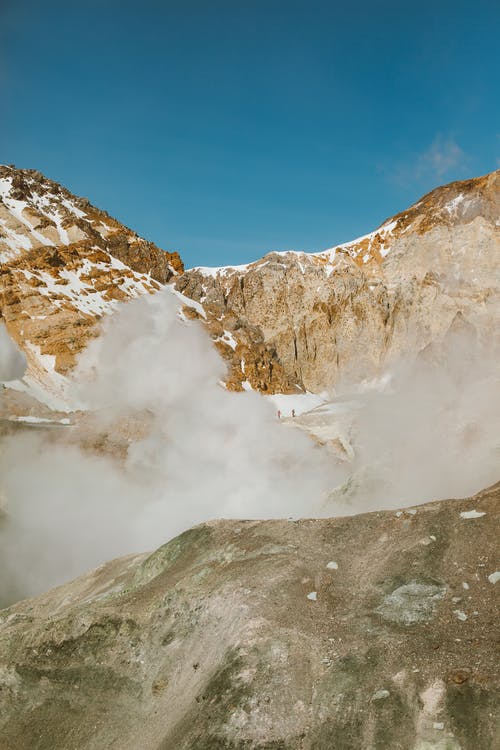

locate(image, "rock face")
[[176, 170, 500, 393], [0, 482, 498, 749], [0, 166, 183, 405]]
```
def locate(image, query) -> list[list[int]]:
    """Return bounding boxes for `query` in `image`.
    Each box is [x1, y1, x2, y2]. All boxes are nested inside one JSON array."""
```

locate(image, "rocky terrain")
[[0, 482, 498, 749], [0, 165, 182, 410], [177, 170, 499, 393]]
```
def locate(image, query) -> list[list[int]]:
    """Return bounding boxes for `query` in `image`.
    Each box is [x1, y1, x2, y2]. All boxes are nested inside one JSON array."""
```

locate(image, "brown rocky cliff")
[[176, 170, 500, 393]]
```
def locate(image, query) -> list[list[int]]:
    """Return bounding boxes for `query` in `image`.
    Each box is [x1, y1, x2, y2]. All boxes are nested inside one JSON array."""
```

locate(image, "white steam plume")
[[0, 291, 346, 603], [0, 322, 26, 381], [0, 289, 498, 604], [328, 334, 500, 509]]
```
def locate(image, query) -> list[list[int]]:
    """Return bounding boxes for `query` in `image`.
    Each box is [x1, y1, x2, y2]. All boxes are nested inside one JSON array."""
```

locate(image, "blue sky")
[[1, 0, 498, 268]]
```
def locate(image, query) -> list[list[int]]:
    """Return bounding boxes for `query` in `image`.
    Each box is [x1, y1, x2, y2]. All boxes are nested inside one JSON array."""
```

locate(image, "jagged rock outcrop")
[[0, 166, 183, 405], [0, 483, 498, 749], [176, 170, 500, 393]]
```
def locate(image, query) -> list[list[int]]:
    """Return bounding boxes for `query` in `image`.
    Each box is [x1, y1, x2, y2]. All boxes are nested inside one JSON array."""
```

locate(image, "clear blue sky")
[[1, 0, 498, 268]]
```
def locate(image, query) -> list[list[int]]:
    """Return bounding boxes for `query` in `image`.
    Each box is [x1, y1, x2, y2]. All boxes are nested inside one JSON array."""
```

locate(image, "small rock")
[[453, 610, 468, 621], [326, 561, 338, 570], [152, 679, 168, 695], [487, 571, 500, 584], [433, 722, 444, 730], [372, 689, 390, 701], [450, 671, 469, 684], [307, 591, 317, 601]]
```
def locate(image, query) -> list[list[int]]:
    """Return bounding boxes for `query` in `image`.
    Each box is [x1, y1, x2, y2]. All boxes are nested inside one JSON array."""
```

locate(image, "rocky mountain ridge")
[[177, 170, 499, 393]]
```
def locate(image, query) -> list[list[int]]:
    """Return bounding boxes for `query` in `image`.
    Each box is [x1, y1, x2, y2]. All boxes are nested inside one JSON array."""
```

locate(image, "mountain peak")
[[383, 168, 500, 237], [0, 164, 183, 279]]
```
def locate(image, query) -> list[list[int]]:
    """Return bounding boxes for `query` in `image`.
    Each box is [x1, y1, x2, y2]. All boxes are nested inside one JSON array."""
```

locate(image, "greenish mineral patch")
[[376, 581, 446, 625], [132, 525, 212, 588]]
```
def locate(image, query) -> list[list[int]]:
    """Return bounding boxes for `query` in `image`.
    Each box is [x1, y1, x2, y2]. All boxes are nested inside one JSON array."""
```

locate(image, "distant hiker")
[[292, 409, 296, 418], [277, 410, 281, 419]]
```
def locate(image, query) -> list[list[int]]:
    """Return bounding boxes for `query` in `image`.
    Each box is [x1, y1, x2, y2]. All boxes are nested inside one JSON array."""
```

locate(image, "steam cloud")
[[0, 292, 345, 604], [0, 289, 498, 604], [0, 322, 26, 381]]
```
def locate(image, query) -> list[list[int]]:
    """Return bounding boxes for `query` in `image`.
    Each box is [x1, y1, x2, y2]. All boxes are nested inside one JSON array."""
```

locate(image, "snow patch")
[[194, 263, 252, 277], [265, 392, 327, 417], [170, 288, 207, 319], [220, 331, 238, 350], [8, 415, 71, 426], [446, 194, 465, 213], [459, 510, 485, 519]]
